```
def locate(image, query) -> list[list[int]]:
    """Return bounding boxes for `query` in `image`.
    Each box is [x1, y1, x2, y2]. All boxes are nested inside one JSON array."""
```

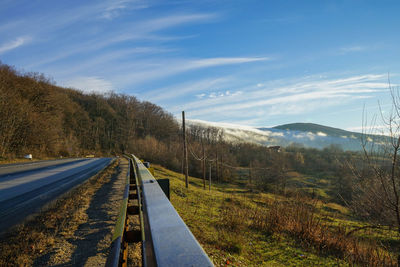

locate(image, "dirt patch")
[[0, 157, 128, 266]]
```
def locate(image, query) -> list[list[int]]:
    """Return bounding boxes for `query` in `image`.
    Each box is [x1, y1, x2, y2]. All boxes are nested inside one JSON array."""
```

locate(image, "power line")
[[188, 142, 206, 161], [219, 162, 270, 171], [186, 136, 269, 170], [188, 144, 269, 171]]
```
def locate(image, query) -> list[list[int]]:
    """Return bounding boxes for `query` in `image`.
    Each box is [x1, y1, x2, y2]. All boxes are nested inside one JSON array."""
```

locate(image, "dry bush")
[[247, 197, 396, 266], [215, 193, 395, 266], [216, 201, 249, 254]]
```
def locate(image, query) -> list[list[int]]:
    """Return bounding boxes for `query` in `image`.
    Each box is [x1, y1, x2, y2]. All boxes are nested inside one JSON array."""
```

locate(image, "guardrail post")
[[156, 178, 170, 200]]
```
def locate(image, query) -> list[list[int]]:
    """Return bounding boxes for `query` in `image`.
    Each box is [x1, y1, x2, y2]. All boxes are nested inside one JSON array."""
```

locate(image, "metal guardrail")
[[106, 154, 213, 267]]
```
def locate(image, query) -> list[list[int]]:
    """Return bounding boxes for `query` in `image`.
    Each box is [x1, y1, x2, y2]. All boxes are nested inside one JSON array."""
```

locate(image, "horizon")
[[1, 0, 399, 132]]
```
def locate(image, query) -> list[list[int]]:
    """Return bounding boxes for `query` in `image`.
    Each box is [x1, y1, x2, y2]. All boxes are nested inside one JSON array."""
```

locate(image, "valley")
[[187, 119, 387, 151]]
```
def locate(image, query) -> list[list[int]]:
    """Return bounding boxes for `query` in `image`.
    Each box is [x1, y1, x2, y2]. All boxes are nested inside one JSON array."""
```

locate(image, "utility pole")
[[249, 162, 252, 184], [202, 142, 206, 190], [220, 154, 223, 182], [215, 149, 219, 182], [182, 111, 189, 188], [209, 164, 211, 192]]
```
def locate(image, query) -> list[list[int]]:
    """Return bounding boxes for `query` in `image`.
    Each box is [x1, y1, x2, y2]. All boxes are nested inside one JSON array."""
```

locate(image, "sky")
[[1, 0, 399, 132]]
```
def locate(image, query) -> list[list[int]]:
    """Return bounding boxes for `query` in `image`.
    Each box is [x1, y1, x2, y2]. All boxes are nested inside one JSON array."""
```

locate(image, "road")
[[0, 158, 113, 233]]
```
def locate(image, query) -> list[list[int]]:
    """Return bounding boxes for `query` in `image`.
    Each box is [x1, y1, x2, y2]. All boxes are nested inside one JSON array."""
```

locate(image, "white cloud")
[[101, 0, 147, 20], [0, 36, 30, 54], [187, 119, 283, 137], [196, 93, 206, 98], [340, 45, 368, 54], [346, 125, 391, 135], [190, 57, 269, 68], [40, 46, 174, 79], [140, 13, 218, 32], [338, 44, 382, 55], [143, 76, 232, 102], [174, 73, 389, 120], [205, 90, 242, 99], [62, 76, 114, 94], [113, 57, 270, 87], [27, 13, 217, 70]]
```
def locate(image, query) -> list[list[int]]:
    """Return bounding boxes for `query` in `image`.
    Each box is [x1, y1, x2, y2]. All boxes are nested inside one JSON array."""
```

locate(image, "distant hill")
[[270, 123, 363, 139], [188, 120, 387, 151]]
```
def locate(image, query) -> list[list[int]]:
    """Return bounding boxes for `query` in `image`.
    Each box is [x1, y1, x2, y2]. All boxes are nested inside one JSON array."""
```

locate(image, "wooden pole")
[[209, 163, 211, 192], [181, 144, 184, 175], [249, 162, 252, 184], [202, 142, 206, 190], [216, 149, 219, 182], [182, 111, 189, 188], [220, 154, 223, 182]]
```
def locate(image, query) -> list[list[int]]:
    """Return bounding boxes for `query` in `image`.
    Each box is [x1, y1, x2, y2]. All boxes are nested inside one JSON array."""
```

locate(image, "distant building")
[[267, 146, 281, 152]]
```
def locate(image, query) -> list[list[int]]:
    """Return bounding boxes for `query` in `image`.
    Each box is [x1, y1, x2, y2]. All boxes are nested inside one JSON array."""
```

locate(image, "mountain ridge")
[[187, 120, 386, 151], [269, 122, 363, 138]]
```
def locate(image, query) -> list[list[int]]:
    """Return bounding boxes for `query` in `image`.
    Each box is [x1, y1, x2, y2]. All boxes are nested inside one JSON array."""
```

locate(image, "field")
[[152, 164, 398, 266]]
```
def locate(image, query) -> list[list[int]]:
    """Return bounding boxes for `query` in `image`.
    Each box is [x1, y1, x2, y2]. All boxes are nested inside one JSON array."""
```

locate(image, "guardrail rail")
[[106, 154, 213, 267]]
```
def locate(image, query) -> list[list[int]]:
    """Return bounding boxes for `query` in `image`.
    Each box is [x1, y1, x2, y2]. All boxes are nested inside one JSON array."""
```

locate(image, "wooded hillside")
[[0, 63, 179, 159]]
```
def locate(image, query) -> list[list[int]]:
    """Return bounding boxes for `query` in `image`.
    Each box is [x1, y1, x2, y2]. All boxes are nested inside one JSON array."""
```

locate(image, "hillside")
[[0, 63, 179, 160], [272, 123, 362, 138]]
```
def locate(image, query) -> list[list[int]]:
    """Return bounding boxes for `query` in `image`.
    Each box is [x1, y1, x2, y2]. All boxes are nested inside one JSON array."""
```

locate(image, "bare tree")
[[350, 82, 400, 264]]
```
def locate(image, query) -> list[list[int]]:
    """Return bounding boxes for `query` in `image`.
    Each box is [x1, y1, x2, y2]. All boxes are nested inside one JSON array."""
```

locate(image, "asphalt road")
[[0, 158, 87, 177], [0, 157, 113, 234]]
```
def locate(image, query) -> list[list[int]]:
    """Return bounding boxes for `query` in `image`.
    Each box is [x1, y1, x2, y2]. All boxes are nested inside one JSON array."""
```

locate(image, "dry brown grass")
[[0, 157, 58, 165], [220, 196, 397, 266], [0, 159, 119, 266]]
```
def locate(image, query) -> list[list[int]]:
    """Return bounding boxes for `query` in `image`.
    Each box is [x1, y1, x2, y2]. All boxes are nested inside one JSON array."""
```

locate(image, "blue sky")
[[1, 0, 399, 132]]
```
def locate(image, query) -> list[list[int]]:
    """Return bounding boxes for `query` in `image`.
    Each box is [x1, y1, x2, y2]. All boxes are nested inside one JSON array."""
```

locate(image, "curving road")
[[0, 158, 113, 234]]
